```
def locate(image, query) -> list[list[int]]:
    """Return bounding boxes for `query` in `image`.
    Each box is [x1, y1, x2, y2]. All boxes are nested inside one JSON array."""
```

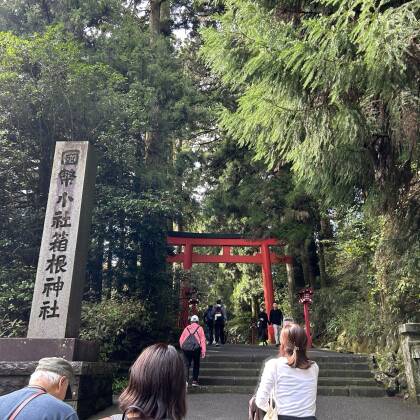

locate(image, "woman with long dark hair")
[[252, 323, 319, 420], [103, 343, 187, 420]]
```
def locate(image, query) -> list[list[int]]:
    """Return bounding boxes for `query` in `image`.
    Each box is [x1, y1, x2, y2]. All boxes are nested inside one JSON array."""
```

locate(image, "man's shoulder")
[[34, 393, 77, 416], [0, 388, 77, 419], [0, 387, 27, 410], [0, 387, 27, 400]]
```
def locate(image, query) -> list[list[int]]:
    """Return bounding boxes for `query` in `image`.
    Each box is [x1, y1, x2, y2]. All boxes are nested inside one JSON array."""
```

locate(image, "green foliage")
[[310, 210, 380, 347], [200, 0, 419, 352], [113, 376, 128, 394], [201, 0, 419, 207], [311, 207, 419, 352], [0, 266, 34, 337], [312, 287, 381, 346], [226, 312, 253, 343], [0, 0, 417, 361], [80, 298, 154, 361], [0, 1, 210, 356]]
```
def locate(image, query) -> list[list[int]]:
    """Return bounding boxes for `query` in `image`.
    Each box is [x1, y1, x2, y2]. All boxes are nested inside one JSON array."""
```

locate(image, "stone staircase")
[[190, 345, 386, 397]]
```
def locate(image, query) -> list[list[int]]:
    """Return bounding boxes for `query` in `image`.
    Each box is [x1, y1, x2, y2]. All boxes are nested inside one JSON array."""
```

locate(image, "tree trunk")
[[160, 0, 171, 36], [318, 216, 331, 287], [318, 241, 327, 288], [116, 218, 126, 293], [150, 0, 161, 38], [251, 295, 259, 319], [145, 0, 167, 186], [90, 234, 104, 301], [286, 262, 295, 305], [300, 242, 310, 287], [103, 231, 113, 300], [300, 239, 316, 288], [285, 245, 295, 305], [38, 122, 54, 205]]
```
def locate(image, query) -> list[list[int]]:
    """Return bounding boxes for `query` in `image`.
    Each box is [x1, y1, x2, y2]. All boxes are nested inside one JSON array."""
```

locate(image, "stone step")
[[319, 385, 387, 397], [319, 369, 373, 378], [205, 354, 369, 364], [198, 376, 378, 387], [188, 385, 386, 397], [318, 378, 378, 387], [199, 367, 374, 379], [201, 361, 371, 371]]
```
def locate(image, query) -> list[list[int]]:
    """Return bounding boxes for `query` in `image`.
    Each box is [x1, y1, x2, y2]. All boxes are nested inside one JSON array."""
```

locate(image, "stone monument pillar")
[[28, 142, 95, 339], [399, 323, 420, 403], [0, 142, 114, 419]]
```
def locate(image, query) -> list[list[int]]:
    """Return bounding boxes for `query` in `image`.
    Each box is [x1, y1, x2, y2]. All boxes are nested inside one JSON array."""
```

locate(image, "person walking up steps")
[[269, 302, 283, 347], [203, 304, 214, 345], [257, 306, 269, 346], [212, 299, 227, 346], [179, 315, 206, 387], [250, 323, 319, 420]]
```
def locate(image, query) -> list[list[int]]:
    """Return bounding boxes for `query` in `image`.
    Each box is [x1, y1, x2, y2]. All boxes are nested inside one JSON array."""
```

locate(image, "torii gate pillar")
[[261, 242, 275, 339]]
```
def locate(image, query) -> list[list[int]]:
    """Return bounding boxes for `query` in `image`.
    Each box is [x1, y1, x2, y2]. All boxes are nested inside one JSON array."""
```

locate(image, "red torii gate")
[[166, 232, 293, 341]]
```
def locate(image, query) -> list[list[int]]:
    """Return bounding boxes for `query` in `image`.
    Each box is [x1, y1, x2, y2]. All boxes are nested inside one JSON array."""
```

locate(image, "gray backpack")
[[181, 326, 201, 351]]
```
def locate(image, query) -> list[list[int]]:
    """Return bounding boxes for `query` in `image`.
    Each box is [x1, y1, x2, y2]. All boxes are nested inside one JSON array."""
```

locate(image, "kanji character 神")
[[42, 277, 64, 298]]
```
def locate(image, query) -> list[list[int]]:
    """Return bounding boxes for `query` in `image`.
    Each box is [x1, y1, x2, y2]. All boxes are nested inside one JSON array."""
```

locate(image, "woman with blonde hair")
[[252, 323, 319, 420]]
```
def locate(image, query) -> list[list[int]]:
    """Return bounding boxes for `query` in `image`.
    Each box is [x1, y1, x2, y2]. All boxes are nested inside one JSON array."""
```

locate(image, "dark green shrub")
[[0, 266, 34, 337], [226, 313, 252, 344], [80, 298, 154, 361]]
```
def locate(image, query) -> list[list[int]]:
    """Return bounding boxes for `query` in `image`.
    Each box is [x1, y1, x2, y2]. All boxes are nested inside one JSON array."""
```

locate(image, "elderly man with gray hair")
[[0, 357, 78, 419]]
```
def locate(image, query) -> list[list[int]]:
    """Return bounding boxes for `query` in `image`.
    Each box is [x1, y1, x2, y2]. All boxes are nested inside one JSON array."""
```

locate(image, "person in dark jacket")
[[212, 299, 227, 346], [269, 302, 283, 347], [257, 306, 269, 346], [203, 304, 214, 345]]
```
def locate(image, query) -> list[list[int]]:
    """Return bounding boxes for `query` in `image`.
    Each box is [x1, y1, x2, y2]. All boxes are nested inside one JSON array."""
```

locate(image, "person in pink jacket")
[[179, 315, 206, 387]]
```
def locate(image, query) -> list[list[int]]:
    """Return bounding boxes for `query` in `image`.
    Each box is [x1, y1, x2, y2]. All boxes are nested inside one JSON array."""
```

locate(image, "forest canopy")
[[0, 0, 418, 362]]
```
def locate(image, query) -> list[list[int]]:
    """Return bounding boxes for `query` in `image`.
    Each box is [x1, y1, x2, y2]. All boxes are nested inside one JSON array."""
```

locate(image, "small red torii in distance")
[[167, 232, 293, 340]]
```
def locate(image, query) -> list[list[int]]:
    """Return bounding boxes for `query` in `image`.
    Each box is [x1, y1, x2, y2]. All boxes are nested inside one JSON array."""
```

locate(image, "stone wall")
[[399, 323, 420, 403]]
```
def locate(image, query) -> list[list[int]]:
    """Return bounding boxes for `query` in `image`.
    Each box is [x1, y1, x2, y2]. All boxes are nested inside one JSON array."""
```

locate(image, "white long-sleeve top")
[[255, 357, 319, 417]]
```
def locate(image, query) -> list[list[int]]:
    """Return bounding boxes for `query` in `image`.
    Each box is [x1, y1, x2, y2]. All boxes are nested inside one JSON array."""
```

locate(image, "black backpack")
[[214, 306, 224, 324], [181, 326, 201, 351]]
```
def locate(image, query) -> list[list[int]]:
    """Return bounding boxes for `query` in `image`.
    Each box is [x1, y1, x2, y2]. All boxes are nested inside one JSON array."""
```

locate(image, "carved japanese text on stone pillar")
[[28, 142, 96, 338]]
